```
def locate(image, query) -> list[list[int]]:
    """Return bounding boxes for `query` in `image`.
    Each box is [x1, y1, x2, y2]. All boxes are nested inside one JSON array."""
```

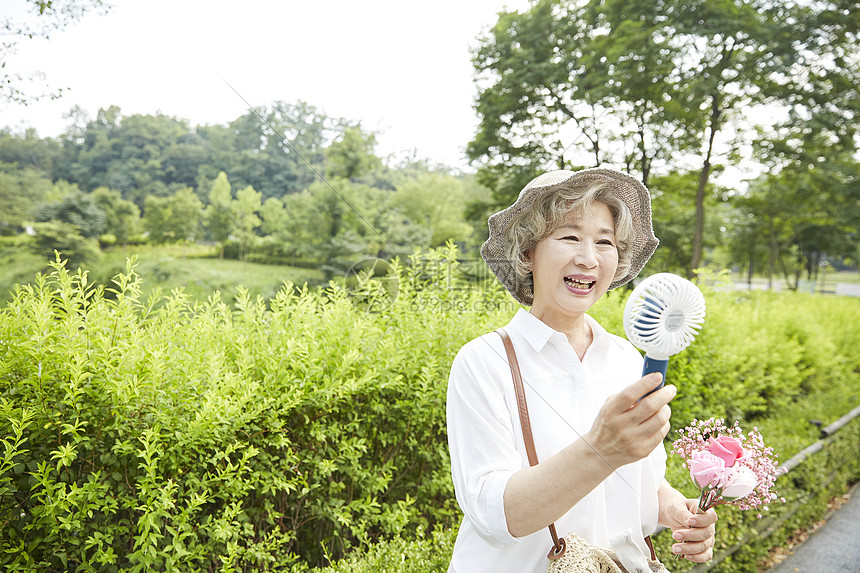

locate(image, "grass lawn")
[[0, 240, 326, 306]]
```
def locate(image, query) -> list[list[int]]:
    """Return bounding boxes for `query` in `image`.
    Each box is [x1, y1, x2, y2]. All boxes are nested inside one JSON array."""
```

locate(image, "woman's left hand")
[[663, 497, 718, 563]]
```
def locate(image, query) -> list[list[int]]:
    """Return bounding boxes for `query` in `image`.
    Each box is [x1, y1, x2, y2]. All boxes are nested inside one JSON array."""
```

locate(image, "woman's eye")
[[562, 235, 579, 241], [598, 239, 615, 246]]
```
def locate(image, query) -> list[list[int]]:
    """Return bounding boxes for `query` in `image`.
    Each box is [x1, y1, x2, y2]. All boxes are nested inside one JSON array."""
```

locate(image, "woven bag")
[[545, 532, 669, 573]]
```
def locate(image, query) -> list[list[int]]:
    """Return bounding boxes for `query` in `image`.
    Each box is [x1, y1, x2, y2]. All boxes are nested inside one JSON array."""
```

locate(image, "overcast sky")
[[3, 0, 532, 170]]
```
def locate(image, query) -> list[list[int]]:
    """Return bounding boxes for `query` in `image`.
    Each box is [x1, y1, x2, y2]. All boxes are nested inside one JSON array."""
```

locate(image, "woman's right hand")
[[584, 373, 675, 468], [504, 372, 676, 537]]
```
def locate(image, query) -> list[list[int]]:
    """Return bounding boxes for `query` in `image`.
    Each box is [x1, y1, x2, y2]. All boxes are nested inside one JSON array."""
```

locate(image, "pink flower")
[[688, 451, 726, 488], [672, 418, 785, 514], [708, 436, 746, 467], [719, 466, 758, 500]]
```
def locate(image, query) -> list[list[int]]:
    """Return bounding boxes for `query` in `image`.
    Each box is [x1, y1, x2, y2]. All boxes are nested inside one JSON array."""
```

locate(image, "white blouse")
[[446, 309, 667, 573]]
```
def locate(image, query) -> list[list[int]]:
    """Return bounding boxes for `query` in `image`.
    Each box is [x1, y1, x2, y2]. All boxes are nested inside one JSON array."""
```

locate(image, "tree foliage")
[[469, 0, 858, 277], [29, 222, 101, 268], [33, 187, 106, 239], [390, 173, 475, 246], [91, 186, 140, 244], [1, 16, 854, 284], [0, 160, 55, 234], [325, 126, 382, 180], [731, 156, 859, 288], [142, 187, 202, 244], [1, 0, 110, 104], [203, 171, 236, 254]]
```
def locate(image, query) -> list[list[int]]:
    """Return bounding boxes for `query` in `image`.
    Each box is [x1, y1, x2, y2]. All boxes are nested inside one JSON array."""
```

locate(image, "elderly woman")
[[446, 169, 717, 572]]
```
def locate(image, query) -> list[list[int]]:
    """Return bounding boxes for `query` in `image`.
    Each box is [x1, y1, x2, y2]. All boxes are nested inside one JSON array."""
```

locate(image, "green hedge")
[[312, 417, 859, 573], [316, 274, 860, 573], [1, 249, 858, 571]]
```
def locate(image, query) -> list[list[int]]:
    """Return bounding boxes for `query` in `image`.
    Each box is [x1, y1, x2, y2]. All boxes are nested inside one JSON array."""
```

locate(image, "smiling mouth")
[[564, 277, 596, 290]]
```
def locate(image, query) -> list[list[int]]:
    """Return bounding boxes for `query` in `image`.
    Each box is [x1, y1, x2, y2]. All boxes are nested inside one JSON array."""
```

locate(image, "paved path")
[[769, 483, 860, 573]]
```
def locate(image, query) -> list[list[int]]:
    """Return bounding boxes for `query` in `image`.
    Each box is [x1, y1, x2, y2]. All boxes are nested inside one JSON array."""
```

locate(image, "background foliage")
[[0, 1, 857, 571], [468, 0, 859, 276], [3, 0, 859, 288], [0, 111, 494, 285], [0, 251, 858, 571]]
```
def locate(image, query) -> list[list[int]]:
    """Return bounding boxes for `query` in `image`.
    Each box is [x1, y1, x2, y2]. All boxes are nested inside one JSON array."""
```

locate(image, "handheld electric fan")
[[623, 273, 706, 394]]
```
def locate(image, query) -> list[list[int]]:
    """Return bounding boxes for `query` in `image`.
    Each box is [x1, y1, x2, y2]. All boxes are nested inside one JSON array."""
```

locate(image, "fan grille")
[[623, 273, 706, 358]]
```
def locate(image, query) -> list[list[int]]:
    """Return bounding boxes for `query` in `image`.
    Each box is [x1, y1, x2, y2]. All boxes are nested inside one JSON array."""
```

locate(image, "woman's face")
[[527, 200, 619, 320]]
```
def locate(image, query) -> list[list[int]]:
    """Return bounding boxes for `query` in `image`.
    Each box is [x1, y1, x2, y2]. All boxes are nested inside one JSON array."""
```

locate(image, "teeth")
[[565, 277, 594, 289]]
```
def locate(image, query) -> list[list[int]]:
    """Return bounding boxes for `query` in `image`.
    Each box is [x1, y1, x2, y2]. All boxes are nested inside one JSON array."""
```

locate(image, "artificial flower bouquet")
[[672, 418, 785, 517]]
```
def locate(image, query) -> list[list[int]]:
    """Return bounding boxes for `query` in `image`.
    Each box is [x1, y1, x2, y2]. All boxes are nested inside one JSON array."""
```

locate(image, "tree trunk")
[[747, 256, 754, 289], [690, 162, 709, 276], [767, 221, 778, 289], [638, 125, 650, 186], [690, 34, 735, 276], [689, 93, 720, 276], [779, 257, 797, 290]]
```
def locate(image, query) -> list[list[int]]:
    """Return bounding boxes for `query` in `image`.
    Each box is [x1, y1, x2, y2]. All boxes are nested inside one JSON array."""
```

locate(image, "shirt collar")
[[507, 308, 608, 353]]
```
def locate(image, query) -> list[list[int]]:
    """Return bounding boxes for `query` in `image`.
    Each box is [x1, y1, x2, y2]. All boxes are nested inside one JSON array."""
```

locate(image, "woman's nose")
[[572, 243, 598, 268]]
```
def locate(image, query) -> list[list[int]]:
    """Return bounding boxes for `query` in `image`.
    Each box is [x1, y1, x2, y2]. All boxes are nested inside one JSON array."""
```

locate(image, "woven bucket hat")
[[480, 168, 659, 306]]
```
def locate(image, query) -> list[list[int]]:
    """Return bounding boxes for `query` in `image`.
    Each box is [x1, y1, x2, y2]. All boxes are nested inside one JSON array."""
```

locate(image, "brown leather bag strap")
[[497, 328, 538, 465], [496, 329, 566, 560], [645, 534, 657, 561]]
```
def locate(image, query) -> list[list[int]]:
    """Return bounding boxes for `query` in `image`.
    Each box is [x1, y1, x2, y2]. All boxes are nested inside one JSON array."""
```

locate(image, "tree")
[[468, 0, 858, 276], [724, 203, 769, 288], [168, 187, 203, 242], [30, 221, 101, 268], [0, 127, 63, 173], [390, 173, 474, 247], [255, 196, 295, 264], [0, 162, 55, 233], [234, 185, 262, 260], [203, 172, 236, 256], [279, 178, 401, 276], [62, 108, 199, 206], [33, 186, 106, 238], [580, 0, 697, 186], [280, 191, 319, 261], [1, 0, 110, 104], [734, 157, 859, 289], [467, 0, 688, 204], [306, 179, 374, 276], [742, 0, 860, 286], [142, 187, 202, 243], [142, 195, 172, 244], [468, 0, 590, 204], [91, 186, 141, 244], [223, 101, 331, 200], [324, 125, 382, 180], [662, 0, 811, 273], [645, 170, 731, 276], [260, 197, 287, 236]]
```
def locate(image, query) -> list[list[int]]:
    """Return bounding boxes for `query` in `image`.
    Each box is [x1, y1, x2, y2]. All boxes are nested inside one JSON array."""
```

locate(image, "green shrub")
[[297, 527, 456, 573], [331, 276, 860, 572], [0, 249, 857, 572], [0, 247, 511, 571]]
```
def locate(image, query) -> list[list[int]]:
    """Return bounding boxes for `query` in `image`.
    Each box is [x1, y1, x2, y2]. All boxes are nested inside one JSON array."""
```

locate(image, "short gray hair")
[[503, 181, 635, 288]]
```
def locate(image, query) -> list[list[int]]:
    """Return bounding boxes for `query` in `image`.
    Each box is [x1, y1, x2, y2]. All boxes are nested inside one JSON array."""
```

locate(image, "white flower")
[[719, 466, 758, 500]]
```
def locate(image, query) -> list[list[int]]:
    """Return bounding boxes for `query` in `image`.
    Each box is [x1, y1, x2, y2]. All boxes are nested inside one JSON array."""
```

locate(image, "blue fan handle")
[[639, 356, 669, 400]]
